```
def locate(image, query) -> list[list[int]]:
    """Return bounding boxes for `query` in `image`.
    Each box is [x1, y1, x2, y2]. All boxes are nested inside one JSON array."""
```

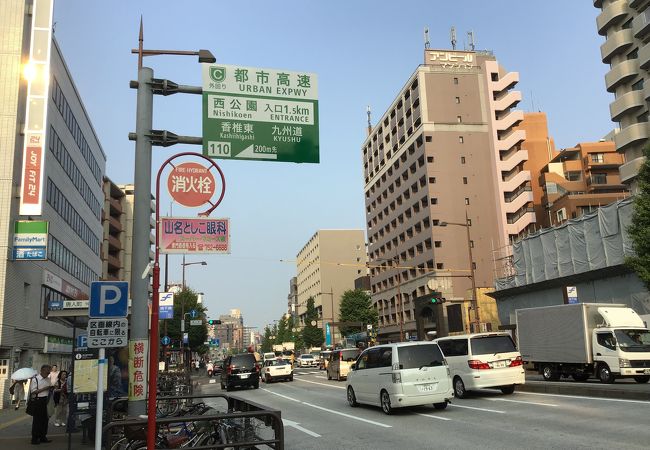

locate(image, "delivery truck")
[[516, 303, 650, 384]]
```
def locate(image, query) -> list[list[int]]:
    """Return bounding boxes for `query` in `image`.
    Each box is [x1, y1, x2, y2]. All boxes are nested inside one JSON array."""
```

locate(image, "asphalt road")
[[198, 367, 650, 450]]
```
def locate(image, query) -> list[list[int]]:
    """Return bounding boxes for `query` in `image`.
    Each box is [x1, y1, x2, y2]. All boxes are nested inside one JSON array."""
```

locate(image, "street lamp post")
[[181, 255, 207, 289], [439, 210, 479, 332]]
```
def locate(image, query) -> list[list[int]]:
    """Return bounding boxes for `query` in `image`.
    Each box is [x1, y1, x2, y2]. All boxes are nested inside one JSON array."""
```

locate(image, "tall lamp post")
[[181, 255, 207, 289], [179, 257, 206, 367], [438, 210, 479, 332]]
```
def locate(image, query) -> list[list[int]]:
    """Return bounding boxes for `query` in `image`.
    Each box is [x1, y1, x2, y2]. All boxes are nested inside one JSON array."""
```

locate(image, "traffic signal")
[[208, 319, 222, 325], [430, 296, 446, 304]]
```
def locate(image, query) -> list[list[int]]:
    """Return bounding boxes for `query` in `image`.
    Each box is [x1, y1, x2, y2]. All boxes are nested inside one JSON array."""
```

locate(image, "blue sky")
[[52, 1, 611, 330]]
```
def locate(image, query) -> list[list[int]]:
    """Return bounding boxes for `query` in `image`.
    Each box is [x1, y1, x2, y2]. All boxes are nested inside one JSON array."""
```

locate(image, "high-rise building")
[[362, 48, 532, 341], [216, 309, 244, 350], [295, 230, 367, 343], [594, 0, 650, 189], [0, 1, 106, 407], [287, 276, 298, 322]]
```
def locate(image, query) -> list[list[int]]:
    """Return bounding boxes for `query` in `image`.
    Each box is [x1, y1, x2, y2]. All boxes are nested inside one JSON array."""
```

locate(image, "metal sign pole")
[[94, 347, 105, 450]]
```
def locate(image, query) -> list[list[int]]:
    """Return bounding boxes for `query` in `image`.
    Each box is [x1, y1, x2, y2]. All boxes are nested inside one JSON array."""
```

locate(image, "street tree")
[[276, 315, 289, 343], [165, 287, 208, 355], [338, 289, 378, 336], [261, 326, 272, 353], [302, 297, 324, 348], [627, 144, 650, 289]]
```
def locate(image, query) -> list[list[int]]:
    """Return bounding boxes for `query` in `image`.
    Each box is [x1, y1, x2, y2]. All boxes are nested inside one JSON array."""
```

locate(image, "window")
[[472, 262, 477, 270], [434, 241, 442, 248], [436, 263, 444, 269], [638, 111, 649, 123], [429, 177, 436, 184], [596, 332, 616, 350], [427, 156, 434, 163], [453, 77, 458, 85], [591, 173, 607, 184], [566, 171, 582, 181], [431, 198, 438, 205], [622, 17, 633, 29], [397, 344, 444, 369], [437, 339, 468, 357], [459, 136, 464, 144], [469, 240, 474, 248], [425, 135, 432, 142], [455, 96, 460, 104], [462, 177, 468, 184], [591, 153, 604, 163], [465, 197, 470, 205], [467, 219, 472, 226], [470, 335, 516, 354], [491, 73, 499, 82], [627, 48, 639, 60], [457, 116, 462, 123], [632, 79, 644, 91], [460, 156, 466, 164]]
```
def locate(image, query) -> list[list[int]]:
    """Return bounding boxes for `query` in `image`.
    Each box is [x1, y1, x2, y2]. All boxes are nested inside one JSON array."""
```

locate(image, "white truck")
[[516, 303, 650, 384]]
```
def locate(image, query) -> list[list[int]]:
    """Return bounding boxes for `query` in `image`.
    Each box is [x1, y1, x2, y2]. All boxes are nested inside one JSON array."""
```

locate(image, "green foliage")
[[276, 316, 290, 343], [164, 288, 208, 351], [626, 144, 650, 290], [260, 326, 272, 353], [302, 297, 324, 348], [338, 289, 378, 336]]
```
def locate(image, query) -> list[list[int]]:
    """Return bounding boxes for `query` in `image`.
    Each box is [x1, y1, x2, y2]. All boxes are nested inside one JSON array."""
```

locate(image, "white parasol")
[[10, 367, 37, 381]]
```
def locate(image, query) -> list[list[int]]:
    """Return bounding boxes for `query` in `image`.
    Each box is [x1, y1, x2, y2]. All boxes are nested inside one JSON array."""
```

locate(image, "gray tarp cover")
[[496, 198, 634, 291]]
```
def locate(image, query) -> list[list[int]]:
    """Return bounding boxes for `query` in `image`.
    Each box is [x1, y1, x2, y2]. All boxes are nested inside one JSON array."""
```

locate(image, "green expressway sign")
[[202, 63, 319, 163]]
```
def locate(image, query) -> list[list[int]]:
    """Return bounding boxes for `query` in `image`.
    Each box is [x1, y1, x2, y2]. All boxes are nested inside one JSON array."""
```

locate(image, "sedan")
[[297, 354, 318, 367]]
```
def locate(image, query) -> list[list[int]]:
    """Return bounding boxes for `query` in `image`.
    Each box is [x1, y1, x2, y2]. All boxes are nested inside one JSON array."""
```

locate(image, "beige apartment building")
[[363, 48, 534, 341], [594, 0, 650, 189], [295, 230, 367, 343]]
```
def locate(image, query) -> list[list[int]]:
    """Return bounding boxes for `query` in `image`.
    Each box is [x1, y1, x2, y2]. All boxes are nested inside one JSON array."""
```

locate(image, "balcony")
[[604, 59, 638, 92], [490, 71, 519, 93], [505, 209, 536, 237], [497, 129, 526, 152], [493, 90, 522, 112], [596, 1, 629, 36], [108, 197, 122, 215], [630, 0, 650, 10], [610, 90, 645, 121], [614, 122, 649, 151], [499, 149, 529, 173], [108, 234, 122, 251], [107, 254, 121, 270], [504, 190, 534, 214], [639, 41, 650, 69], [633, 8, 650, 40], [494, 110, 524, 131], [600, 29, 634, 63], [501, 170, 532, 193], [619, 156, 646, 183], [108, 215, 122, 233]]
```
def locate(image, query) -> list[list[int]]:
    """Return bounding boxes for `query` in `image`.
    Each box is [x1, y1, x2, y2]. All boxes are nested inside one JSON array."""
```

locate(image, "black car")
[[220, 353, 260, 391]]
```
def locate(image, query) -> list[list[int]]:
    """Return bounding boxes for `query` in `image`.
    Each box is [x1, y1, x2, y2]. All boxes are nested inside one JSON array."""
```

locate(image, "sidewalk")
[[0, 406, 91, 450]]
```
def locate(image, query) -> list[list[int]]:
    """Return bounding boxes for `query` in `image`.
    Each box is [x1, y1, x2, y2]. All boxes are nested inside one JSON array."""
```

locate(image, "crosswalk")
[[294, 370, 322, 375]]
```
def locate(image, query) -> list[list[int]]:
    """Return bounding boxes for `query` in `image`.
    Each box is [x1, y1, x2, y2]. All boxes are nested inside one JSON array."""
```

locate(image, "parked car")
[[220, 353, 260, 391], [319, 351, 332, 370], [346, 341, 453, 415], [434, 332, 525, 398], [262, 359, 293, 383], [297, 354, 318, 367], [327, 348, 360, 381]]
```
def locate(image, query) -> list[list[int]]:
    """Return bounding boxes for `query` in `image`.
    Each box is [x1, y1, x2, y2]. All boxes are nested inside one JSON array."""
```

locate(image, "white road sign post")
[[88, 281, 128, 450]]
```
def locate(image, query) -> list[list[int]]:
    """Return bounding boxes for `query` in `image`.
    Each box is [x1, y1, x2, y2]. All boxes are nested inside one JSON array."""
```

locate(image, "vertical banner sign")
[[202, 63, 319, 163], [159, 292, 174, 320], [128, 339, 148, 401], [325, 322, 331, 347], [19, 0, 54, 216]]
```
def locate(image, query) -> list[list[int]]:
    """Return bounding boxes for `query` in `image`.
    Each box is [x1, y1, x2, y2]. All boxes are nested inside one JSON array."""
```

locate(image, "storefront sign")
[[43, 335, 73, 353], [13, 221, 48, 260], [159, 217, 230, 254], [43, 269, 89, 300]]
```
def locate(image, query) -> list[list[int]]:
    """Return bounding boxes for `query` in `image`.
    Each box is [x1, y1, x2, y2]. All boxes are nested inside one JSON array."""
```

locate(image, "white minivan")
[[345, 342, 454, 415], [434, 332, 525, 398]]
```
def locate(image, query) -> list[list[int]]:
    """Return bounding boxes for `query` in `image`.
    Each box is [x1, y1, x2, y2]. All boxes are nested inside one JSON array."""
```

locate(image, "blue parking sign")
[[89, 281, 129, 318]]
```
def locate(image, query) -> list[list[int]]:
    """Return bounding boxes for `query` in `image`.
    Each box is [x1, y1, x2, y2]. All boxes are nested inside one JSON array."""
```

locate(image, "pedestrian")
[[48, 365, 59, 386], [194, 359, 200, 373], [52, 371, 68, 427], [9, 378, 26, 410], [29, 364, 53, 445], [206, 361, 213, 377]]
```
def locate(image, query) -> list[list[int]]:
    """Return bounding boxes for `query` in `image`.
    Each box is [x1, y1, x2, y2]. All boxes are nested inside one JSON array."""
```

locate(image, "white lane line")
[[262, 386, 391, 428], [261, 388, 300, 402], [302, 402, 392, 428], [283, 419, 321, 437], [415, 412, 452, 421], [517, 391, 650, 405], [449, 403, 505, 414], [486, 398, 558, 407], [315, 376, 326, 379], [294, 377, 346, 389]]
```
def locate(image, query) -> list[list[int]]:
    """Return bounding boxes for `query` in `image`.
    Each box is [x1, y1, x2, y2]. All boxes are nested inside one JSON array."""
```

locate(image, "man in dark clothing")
[[29, 364, 53, 445]]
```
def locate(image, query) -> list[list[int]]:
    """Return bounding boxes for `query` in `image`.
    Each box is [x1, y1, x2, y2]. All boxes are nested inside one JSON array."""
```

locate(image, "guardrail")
[[103, 392, 283, 449]]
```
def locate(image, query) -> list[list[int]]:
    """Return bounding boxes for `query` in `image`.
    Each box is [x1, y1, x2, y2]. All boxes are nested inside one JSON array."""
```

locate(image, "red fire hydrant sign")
[[167, 162, 216, 207]]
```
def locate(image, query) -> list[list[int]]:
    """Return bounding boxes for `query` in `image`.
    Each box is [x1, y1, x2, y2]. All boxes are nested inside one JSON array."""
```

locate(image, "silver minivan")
[[346, 342, 453, 415], [434, 332, 525, 398]]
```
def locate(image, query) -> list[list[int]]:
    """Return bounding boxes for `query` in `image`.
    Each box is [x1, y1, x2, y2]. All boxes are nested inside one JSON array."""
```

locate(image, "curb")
[[518, 382, 650, 401]]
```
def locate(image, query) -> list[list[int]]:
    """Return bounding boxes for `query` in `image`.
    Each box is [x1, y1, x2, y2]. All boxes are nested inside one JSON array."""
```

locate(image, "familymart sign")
[[202, 64, 319, 163]]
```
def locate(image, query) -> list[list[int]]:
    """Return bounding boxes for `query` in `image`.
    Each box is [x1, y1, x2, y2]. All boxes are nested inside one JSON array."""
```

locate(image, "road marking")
[[283, 418, 321, 437], [449, 403, 505, 414], [415, 412, 452, 421], [261, 388, 300, 403], [517, 391, 650, 405], [0, 414, 29, 430], [486, 398, 558, 407], [294, 378, 346, 389], [315, 376, 326, 379], [302, 402, 392, 428]]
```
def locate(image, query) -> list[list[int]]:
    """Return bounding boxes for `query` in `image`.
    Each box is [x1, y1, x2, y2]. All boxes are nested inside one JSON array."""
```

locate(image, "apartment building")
[[362, 48, 533, 341], [540, 142, 629, 226], [0, 1, 106, 407], [295, 230, 367, 342], [102, 178, 125, 282], [287, 276, 298, 322], [594, 0, 650, 189]]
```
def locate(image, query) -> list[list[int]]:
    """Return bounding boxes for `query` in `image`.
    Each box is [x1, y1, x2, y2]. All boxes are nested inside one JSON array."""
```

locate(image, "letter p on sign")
[[89, 281, 129, 318]]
